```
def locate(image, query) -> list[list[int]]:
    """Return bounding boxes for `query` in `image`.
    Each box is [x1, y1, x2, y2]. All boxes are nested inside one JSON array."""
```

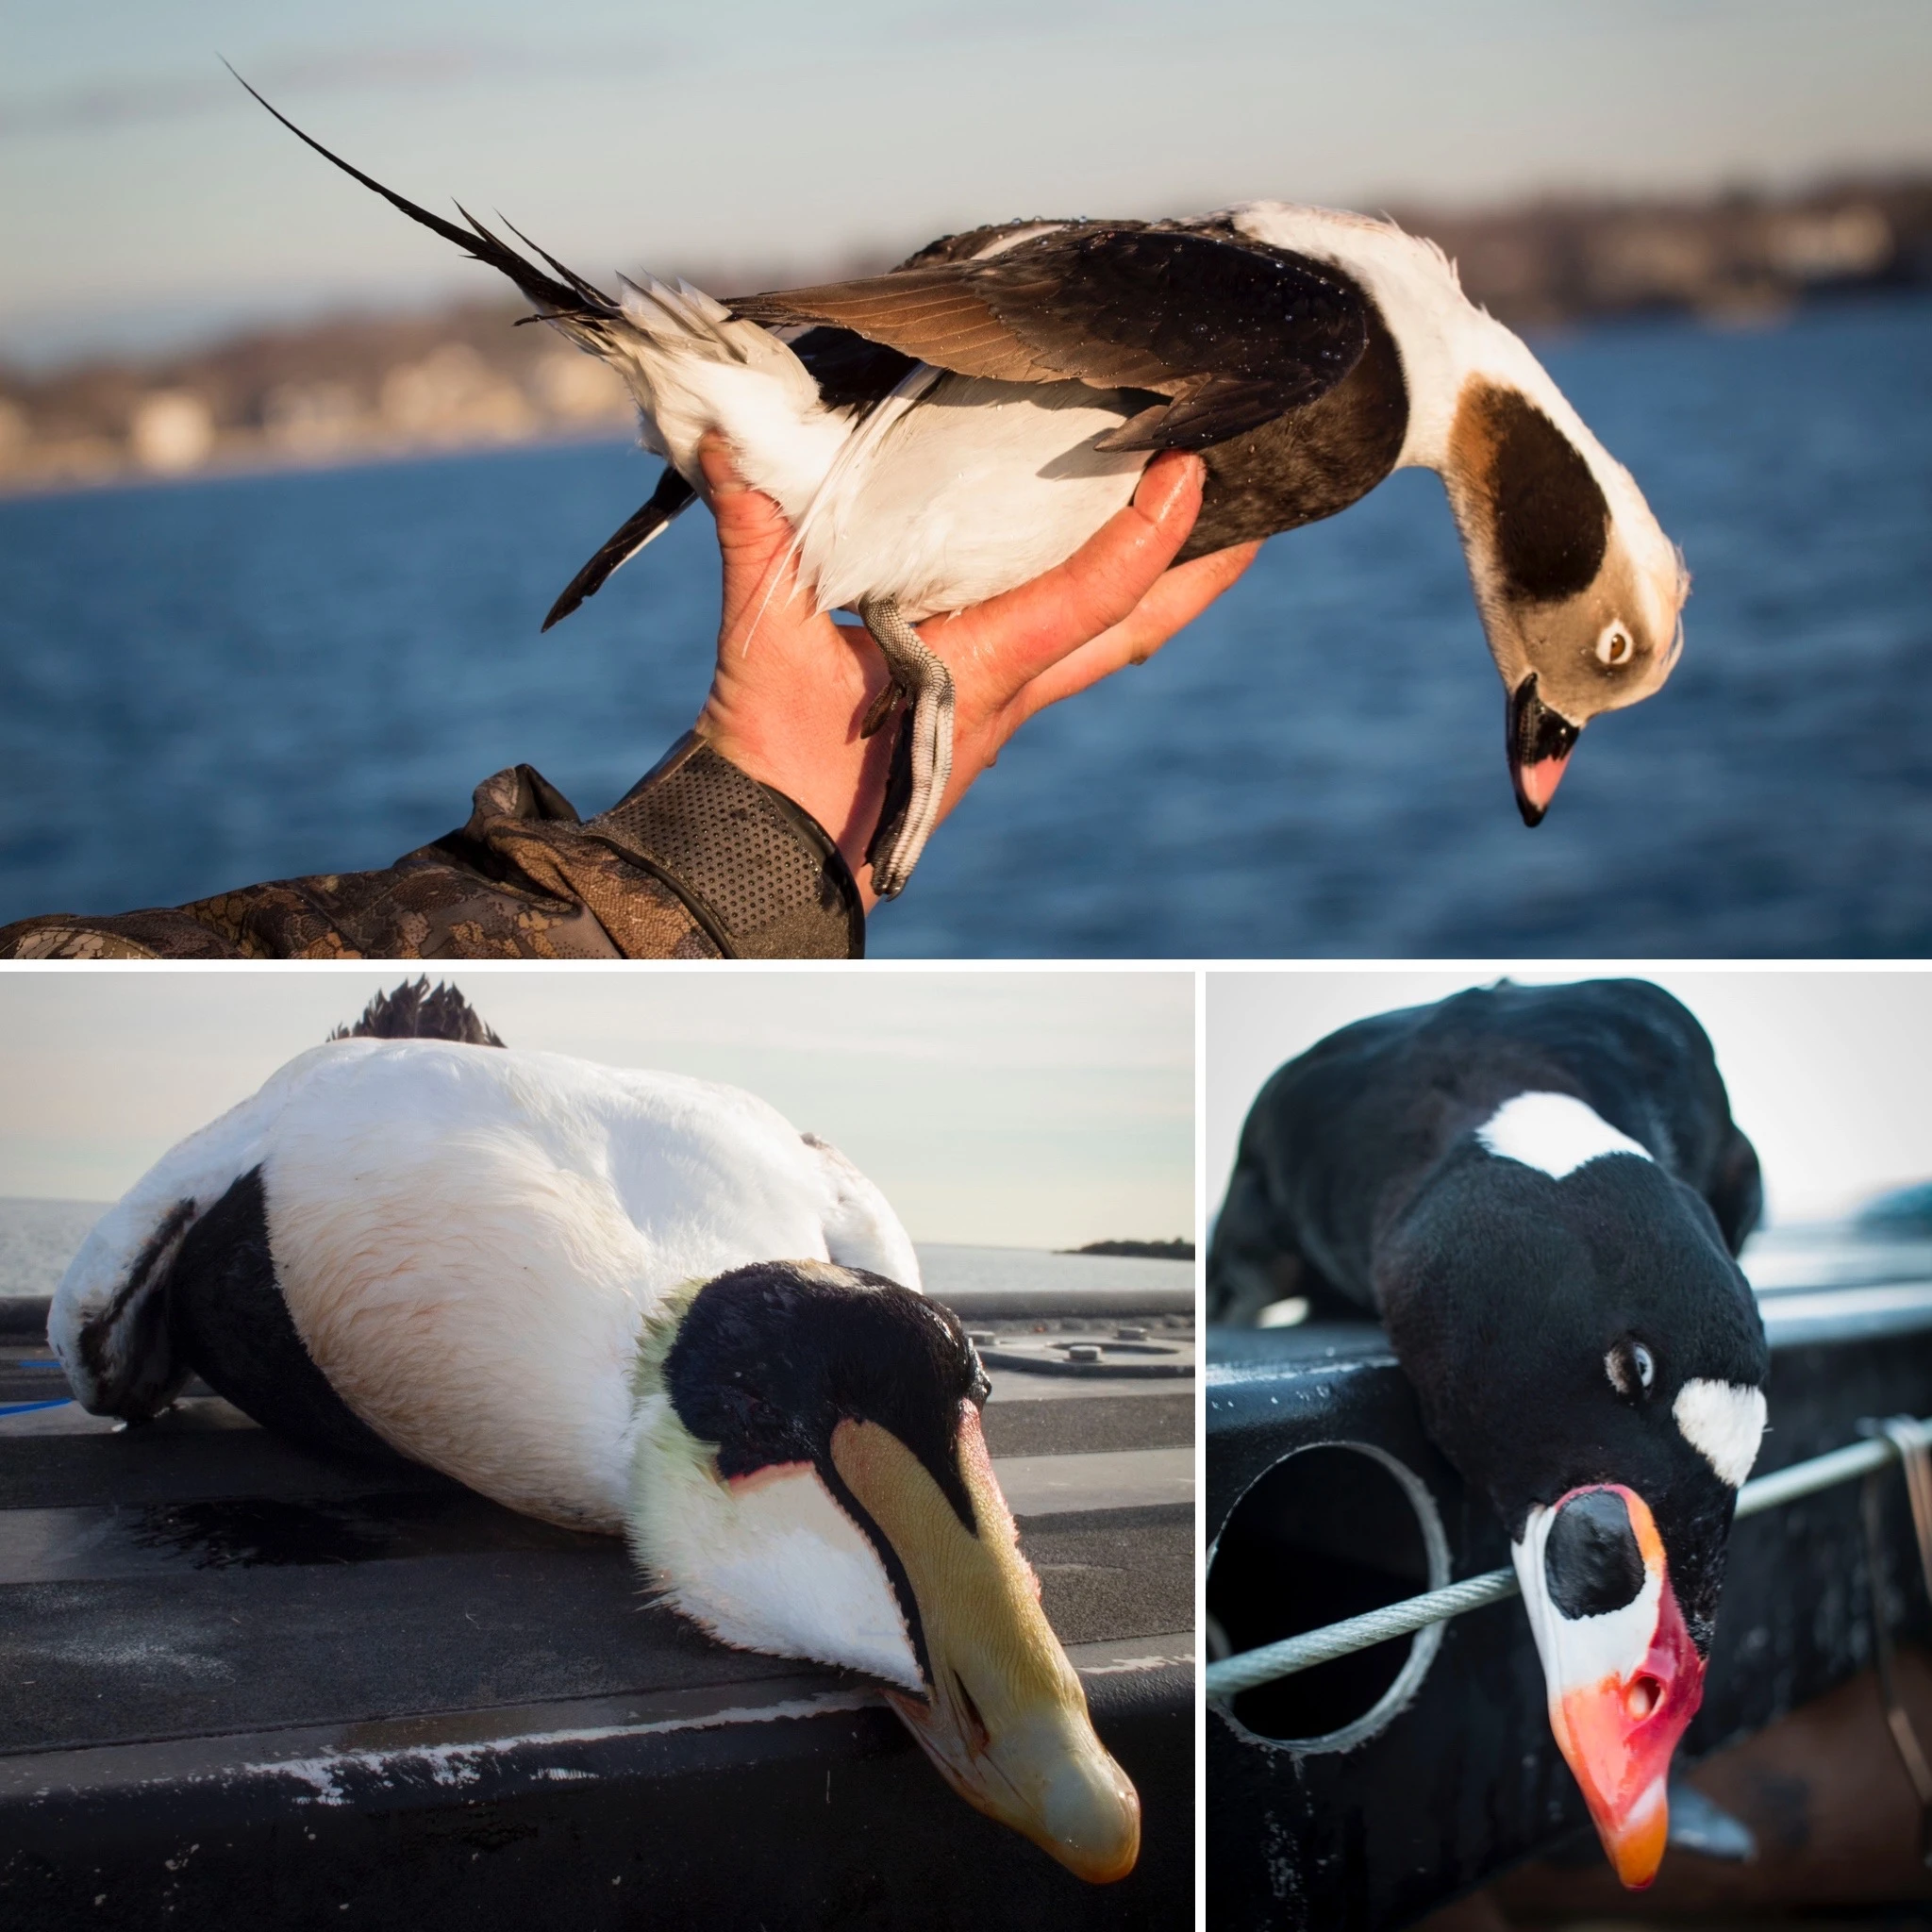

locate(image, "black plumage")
[[542, 467, 699, 631], [328, 976, 507, 1047], [733, 225, 1371, 454], [1208, 978, 1769, 1644], [663, 1261, 991, 1685], [665, 1262, 986, 1526], [165, 1167, 406, 1465], [226, 67, 620, 336]]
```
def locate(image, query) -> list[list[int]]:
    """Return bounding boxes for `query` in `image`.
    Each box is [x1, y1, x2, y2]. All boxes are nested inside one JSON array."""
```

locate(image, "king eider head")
[[627, 1259, 1140, 1884], [1376, 1091, 1767, 1888], [1442, 370, 1689, 827]]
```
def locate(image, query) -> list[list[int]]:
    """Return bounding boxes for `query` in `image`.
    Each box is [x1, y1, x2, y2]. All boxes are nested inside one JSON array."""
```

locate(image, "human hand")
[[691, 435, 1259, 908]]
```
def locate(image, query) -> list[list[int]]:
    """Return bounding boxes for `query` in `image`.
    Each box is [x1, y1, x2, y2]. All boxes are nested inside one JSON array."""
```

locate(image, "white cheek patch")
[[1513, 1503, 1661, 1701], [1673, 1378, 1767, 1488], [627, 1399, 922, 1691], [1476, 1091, 1652, 1180]]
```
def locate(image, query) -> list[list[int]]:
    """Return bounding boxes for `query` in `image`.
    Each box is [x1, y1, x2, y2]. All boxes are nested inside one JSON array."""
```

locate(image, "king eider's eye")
[[1606, 1338, 1656, 1398], [1596, 623, 1635, 668]]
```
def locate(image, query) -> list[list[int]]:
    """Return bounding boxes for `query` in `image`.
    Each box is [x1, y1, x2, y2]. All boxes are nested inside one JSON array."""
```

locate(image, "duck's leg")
[[857, 596, 955, 898]]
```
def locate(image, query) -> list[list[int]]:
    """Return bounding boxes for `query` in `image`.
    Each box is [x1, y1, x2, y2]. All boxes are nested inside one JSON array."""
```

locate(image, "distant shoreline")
[[1058, 1239, 1195, 1261], [5, 175, 1928, 501]]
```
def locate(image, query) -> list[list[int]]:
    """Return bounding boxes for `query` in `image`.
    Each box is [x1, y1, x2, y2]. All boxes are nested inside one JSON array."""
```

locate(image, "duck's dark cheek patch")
[[1457, 382, 1609, 604], [1545, 1487, 1645, 1619]]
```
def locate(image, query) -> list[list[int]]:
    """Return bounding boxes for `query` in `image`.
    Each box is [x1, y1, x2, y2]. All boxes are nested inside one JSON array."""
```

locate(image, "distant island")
[[1059, 1239, 1195, 1261]]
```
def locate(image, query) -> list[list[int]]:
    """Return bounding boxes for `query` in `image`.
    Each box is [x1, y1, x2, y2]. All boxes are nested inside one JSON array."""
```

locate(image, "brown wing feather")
[[732, 225, 1369, 450], [735, 273, 1069, 384]]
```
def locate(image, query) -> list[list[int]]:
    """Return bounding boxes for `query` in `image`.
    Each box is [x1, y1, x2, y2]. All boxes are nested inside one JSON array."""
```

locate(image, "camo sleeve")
[[0, 738, 864, 962]]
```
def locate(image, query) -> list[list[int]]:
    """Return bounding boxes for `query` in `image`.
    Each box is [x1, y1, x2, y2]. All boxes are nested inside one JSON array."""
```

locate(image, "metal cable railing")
[[1205, 1414, 1932, 1702]]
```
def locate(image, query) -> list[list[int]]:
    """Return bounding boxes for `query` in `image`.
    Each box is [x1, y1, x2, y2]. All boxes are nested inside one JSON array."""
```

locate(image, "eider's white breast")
[[259, 1040, 918, 1532]]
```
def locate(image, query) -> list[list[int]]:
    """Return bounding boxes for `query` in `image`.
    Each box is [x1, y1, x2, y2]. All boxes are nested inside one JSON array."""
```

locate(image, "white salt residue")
[[1079, 1652, 1193, 1676], [242, 1689, 880, 1807], [20, 1634, 234, 1681]]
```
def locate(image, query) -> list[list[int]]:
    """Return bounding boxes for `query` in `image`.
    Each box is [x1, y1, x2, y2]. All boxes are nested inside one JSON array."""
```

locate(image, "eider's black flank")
[[76, 1196, 197, 1418], [167, 1168, 406, 1465], [1180, 297, 1409, 560]]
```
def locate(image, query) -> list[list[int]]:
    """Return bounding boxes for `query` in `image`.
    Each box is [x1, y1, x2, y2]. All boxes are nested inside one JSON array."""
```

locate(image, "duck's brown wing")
[[730, 224, 1369, 452]]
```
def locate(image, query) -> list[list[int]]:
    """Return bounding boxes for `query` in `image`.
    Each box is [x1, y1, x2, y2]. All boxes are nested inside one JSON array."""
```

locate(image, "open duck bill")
[[1512, 1484, 1705, 1889], [827, 1407, 1141, 1883], [1507, 674, 1582, 826]]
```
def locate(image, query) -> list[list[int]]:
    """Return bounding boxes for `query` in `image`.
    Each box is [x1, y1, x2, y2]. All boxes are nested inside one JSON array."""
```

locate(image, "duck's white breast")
[[802, 375, 1148, 620], [258, 1041, 915, 1532]]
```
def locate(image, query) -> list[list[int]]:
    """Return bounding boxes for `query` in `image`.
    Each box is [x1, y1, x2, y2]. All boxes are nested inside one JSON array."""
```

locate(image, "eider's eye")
[[1606, 1339, 1656, 1398], [1596, 623, 1635, 668]]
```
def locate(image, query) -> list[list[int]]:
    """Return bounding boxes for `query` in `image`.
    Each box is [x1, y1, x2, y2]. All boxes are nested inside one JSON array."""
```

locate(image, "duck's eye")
[[1606, 1339, 1657, 1398], [1596, 623, 1635, 668]]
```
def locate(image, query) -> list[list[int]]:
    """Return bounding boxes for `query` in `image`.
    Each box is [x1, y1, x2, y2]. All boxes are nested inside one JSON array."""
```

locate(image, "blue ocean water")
[[3, 295, 1928, 957], [0, 1198, 104, 1300]]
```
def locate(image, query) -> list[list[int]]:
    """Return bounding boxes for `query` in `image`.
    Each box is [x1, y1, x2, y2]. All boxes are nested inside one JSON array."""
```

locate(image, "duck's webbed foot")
[[857, 597, 955, 899]]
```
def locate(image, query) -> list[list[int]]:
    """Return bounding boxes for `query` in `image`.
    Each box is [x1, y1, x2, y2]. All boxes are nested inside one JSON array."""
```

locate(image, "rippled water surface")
[[4, 295, 1928, 955]]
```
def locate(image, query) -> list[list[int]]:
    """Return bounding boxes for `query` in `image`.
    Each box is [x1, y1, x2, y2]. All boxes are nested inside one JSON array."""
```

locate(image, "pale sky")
[[0, 967, 1193, 1250], [1208, 968, 1932, 1230], [4, 0, 1930, 362]]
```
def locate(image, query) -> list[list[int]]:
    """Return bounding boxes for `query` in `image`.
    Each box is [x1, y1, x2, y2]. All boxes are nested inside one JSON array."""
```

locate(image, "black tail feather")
[[542, 467, 699, 630], [225, 63, 617, 325], [500, 213, 615, 311], [329, 978, 506, 1048]]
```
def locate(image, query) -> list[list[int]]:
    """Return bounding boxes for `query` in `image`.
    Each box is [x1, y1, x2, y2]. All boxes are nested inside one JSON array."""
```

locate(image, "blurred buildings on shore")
[[3, 177, 1927, 495]]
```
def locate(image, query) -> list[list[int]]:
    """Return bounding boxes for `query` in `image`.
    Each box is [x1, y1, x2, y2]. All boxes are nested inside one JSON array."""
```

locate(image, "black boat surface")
[[1208, 1225, 1932, 1929]]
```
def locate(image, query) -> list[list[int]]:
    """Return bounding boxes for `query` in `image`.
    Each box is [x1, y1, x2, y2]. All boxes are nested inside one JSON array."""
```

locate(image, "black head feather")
[[665, 1262, 986, 1530]]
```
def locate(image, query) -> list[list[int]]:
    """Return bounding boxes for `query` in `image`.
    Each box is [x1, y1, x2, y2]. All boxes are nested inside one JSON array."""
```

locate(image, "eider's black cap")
[[664, 1261, 988, 1533]]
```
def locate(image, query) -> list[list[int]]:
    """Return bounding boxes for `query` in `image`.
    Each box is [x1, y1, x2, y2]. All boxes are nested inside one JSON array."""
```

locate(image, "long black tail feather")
[[225, 64, 618, 327], [329, 977, 506, 1048], [542, 467, 699, 630]]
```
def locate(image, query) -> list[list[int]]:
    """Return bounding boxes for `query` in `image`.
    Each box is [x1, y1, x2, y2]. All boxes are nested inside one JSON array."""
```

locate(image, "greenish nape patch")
[[630, 1276, 706, 1406]]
